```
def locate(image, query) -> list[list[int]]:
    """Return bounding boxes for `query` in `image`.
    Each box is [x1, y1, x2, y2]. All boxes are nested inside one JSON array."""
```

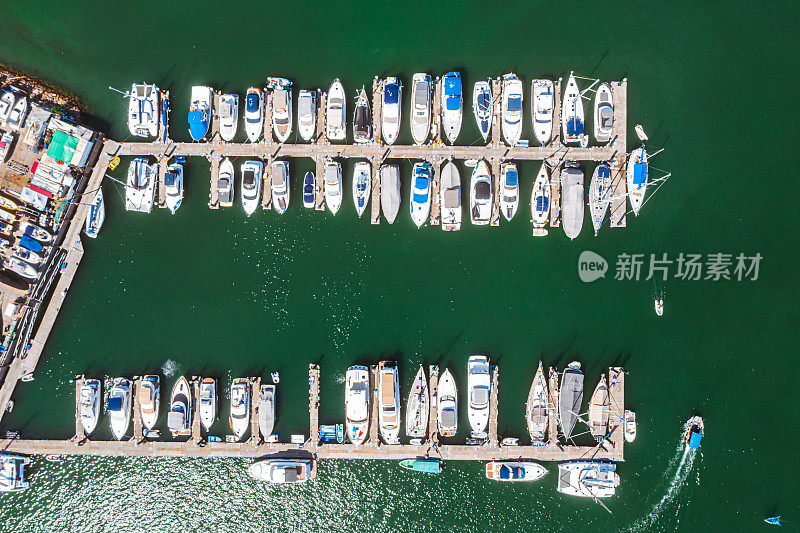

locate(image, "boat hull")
[[380, 164, 400, 223], [467, 356, 490, 437], [199, 378, 217, 432]]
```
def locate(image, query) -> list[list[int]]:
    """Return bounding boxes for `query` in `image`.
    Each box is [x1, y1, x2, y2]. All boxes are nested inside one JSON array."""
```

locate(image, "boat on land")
[[272, 82, 292, 143], [589, 162, 612, 235], [437, 368, 458, 437], [557, 461, 619, 498], [685, 416, 703, 450], [526, 362, 548, 444], [0, 454, 30, 492], [240, 160, 263, 217], [108, 377, 132, 440], [21, 222, 52, 243], [405, 366, 429, 439], [271, 160, 290, 214], [439, 160, 461, 231], [561, 161, 584, 240], [486, 461, 547, 482], [218, 93, 239, 142], [531, 163, 550, 236], [188, 86, 213, 141], [627, 145, 648, 216], [353, 87, 371, 143], [167, 376, 191, 437], [410, 73, 432, 145], [378, 361, 400, 444], [324, 160, 342, 215], [441, 71, 463, 144], [352, 161, 371, 217], [244, 88, 264, 142], [79, 378, 100, 435], [11, 247, 41, 265], [381, 77, 402, 144], [469, 160, 492, 225], [125, 158, 157, 213], [0, 194, 18, 212], [127, 83, 159, 137], [0, 92, 14, 125], [400, 459, 441, 474], [410, 161, 432, 228], [380, 163, 401, 223], [229, 378, 250, 441], [139, 375, 160, 431], [467, 355, 491, 438], [5, 257, 36, 279], [218, 157, 235, 207], [624, 410, 636, 442], [7, 96, 27, 131], [561, 73, 586, 146], [472, 80, 492, 142], [500, 162, 519, 221], [594, 82, 613, 142], [326, 79, 346, 141], [0, 132, 12, 162], [531, 79, 555, 145], [303, 171, 315, 208], [502, 73, 524, 146], [199, 377, 216, 431], [559, 362, 584, 440], [297, 90, 316, 141], [588, 374, 609, 440], [164, 162, 184, 214], [345, 365, 370, 446], [248, 459, 316, 484], [259, 384, 276, 439], [83, 188, 105, 238]]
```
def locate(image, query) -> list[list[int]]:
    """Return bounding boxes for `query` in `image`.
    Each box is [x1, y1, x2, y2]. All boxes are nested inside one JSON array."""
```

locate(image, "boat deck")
[[250, 377, 261, 444]]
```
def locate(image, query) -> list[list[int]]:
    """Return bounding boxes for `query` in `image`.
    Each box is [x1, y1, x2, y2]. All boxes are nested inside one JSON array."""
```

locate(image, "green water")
[[1, 1, 798, 531]]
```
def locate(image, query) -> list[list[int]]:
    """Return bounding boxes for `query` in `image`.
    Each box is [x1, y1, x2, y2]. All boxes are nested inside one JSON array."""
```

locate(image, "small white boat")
[[258, 384, 276, 439], [589, 162, 612, 235], [138, 375, 160, 431], [271, 372, 280, 384], [440, 160, 461, 231], [561, 73, 586, 146], [627, 145, 648, 216], [0, 454, 30, 492], [472, 80, 492, 142], [405, 366, 429, 439], [167, 376, 192, 437], [297, 90, 316, 141], [624, 410, 637, 442], [410, 73, 432, 145], [19, 221, 52, 243], [380, 164, 401, 224], [199, 377, 217, 432], [164, 162, 184, 215], [218, 93, 239, 142], [83, 188, 105, 238], [324, 160, 343, 215], [441, 71, 463, 144], [593, 82, 613, 142], [557, 462, 620, 498], [188, 86, 213, 141], [469, 160, 492, 225], [530, 163, 550, 237], [561, 161, 584, 240], [229, 378, 250, 441], [244, 88, 264, 142], [5, 257, 36, 279], [272, 82, 292, 143], [501, 437, 519, 446], [500, 162, 519, 221], [467, 356, 491, 437], [526, 362, 548, 444], [531, 79, 555, 145], [79, 378, 101, 435], [0, 194, 18, 211], [0, 92, 14, 125], [12, 248, 41, 266], [271, 160, 290, 214], [345, 365, 370, 446], [437, 368, 458, 437], [588, 374, 609, 441], [108, 377, 132, 440], [410, 161, 432, 228], [352, 161, 371, 218], [240, 160, 263, 217], [353, 86, 371, 144], [7, 96, 27, 131], [486, 461, 547, 482], [326, 79, 346, 141], [125, 158, 157, 213], [248, 459, 316, 484], [378, 361, 400, 444], [381, 77, 402, 145], [635, 124, 648, 141], [127, 84, 159, 138], [218, 157, 235, 207], [501, 73, 524, 146], [302, 171, 315, 208]]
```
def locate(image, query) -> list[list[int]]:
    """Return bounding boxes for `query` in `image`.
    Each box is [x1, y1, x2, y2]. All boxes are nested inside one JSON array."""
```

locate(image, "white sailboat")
[[381, 77, 402, 145], [345, 365, 370, 446], [501, 73, 524, 146], [218, 157, 235, 207], [326, 79, 346, 141], [138, 375, 160, 431], [526, 362, 548, 444], [470, 160, 492, 225], [405, 366, 429, 439], [627, 145, 648, 216], [352, 161, 371, 218], [108, 377, 132, 440], [271, 160, 290, 214], [561, 161, 584, 240], [272, 82, 292, 143], [500, 162, 519, 221], [410, 73, 431, 145], [531, 79, 554, 145], [380, 163, 400, 224], [593, 82, 613, 142], [589, 162, 612, 235], [324, 160, 342, 215], [378, 361, 400, 444], [561, 72, 586, 146], [467, 356, 490, 438], [353, 86, 371, 143], [441, 71, 463, 144], [530, 163, 550, 236], [472, 80, 492, 142], [199, 377, 217, 431], [240, 160, 263, 217], [437, 368, 458, 437], [229, 378, 250, 441], [410, 161, 432, 228], [83, 188, 105, 238], [244, 88, 264, 142], [79, 378, 100, 435], [297, 90, 316, 141], [440, 160, 461, 231], [125, 158, 157, 213]]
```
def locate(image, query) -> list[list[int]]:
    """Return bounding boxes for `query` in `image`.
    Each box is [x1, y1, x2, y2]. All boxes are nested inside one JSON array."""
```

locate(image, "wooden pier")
[[191, 377, 201, 442], [250, 377, 261, 444], [487, 365, 499, 446], [427, 365, 439, 444], [547, 367, 559, 445], [368, 365, 379, 445], [428, 158, 441, 226], [132, 377, 143, 442], [609, 80, 628, 227], [309, 365, 319, 446], [74, 376, 85, 442], [369, 158, 381, 224]]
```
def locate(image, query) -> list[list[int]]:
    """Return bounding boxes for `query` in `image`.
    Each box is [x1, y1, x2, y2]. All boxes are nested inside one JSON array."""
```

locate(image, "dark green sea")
[[1, 1, 798, 531]]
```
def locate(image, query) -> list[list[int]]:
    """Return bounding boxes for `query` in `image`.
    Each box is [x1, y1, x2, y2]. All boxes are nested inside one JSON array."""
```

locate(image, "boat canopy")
[[536, 196, 549, 213], [384, 83, 399, 104], [443, 73, 461, 96], [446, 96, 461, 111], [243, 170, 255, 187], [188, 110, 208, 139], [633, 163, 648, 185], [505, 169, 518, 187], [167, 410, 185, 430], [471, 387, 489, 406], [566, 118, 583, 136], [440, 408, 456, 428], [164, 171, 177, 187], [246, 93, 259, 112], [475, 181, 491, 200], [414, 83, 428, 104], [508, 97, 522, 112], [18, 235, 44, 253], [499, 465, 522, 480], [107, 397, 122, 411], [688, 430, 702, 449], [414, 175, 429, 190]]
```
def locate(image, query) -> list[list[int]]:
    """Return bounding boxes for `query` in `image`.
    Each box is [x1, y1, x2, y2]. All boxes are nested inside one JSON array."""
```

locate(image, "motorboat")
[[79, 378, 100, 435], [0, 454, 30, 492], [500, 162, 519, 221], [557, 462, 620, 498], [588, 374, 609, 441], [272, 82, 292, 143], [594, 82, 613, 142], [199, 377, 216, 431], [439, 160, 461, 231], [624, 410, 636, 442], [561, 73, 586, 146], [589, 162, 612, 235], [167, 376, 191, 437], [531, 79, 554, 145], [125, 158, 157, 213], [441, 71, 462, 144], [410, 161, 432, 228], [164, 162, 184, 215], [410, 73, 431, 145], [244, 88, 264, 142], [7, 96, 27, 131], [0, 132, 12, 162], [247, 459, 316, 484], [324, 160, 342, 215], [297, 89, 316, 141], [326, 79, 346, 141], [345, 365, 370, 446], [405, 366, 429, 439], [399, 459, 441, 474], [352, 161, 371, 217], [501, 73, 524, 146], [469, 160, 492, 225], [83, 188, 105, 238], [627, 145, 648, 216], [353, 86, 371, 143], [229, 378, 250, 441], [12, 247, 41, 266], [303, 171, 315, 208], [218, 157, 235, 207], [20, 222, 52, 243], [271, 160, 290, 214], [0, 92, 15, 125], [127, 84, 159, 137], [472, 80, 492, 142], [467, 355, 491, 437], [139, 375, 160, 431], [240, 160, 263, 217], [531, 163, 550, 237], [501, 437, 519, 446], [4, 257, 36, 279], [486, 461, 547, 482], [559, 362, 584, 440], [271, 372, 280, 384], [188, 86, 213, 141], [108, 377, 132, 440], [381, 77, 402, 144], [561, 161, 584, 240], [380, 163, 401, 224], [218, 93, 239, 142], [655, 296, 664, 316], [526, 362, 548, 444], [258, 384, 276, 439], [437, 368, 458, 437], [378, 361, 400, 444], [321, 424, 344, 443], [686, 416, 703, 450]]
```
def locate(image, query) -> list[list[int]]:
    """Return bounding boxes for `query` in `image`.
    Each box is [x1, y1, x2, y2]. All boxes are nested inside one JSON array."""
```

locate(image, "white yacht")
[[531, 79, 554, 145], [218, 157, 235, 207], [441, 71, 462, 144], [353, 87, 371, 143], [12, 248, 41, 266], [271, 160, 290, 214], [378, 361, 400, 444], [440, 160, 461, 231], [627, 145, 648, 216], [258, 384, 276, 439], [561, 161, 584, 240], [127, 83, 159, 138], [324, 160, 342, 215], [167, 376, 192, 437], [188, 86, 213, 141], [405, 366, 429, 439], [7, 96, 27, 131], [125, 158, 157, 213], [79, 378, 100, 435], [199, 377, 217, 431], [345, 365, 370, 446], [531, 163, 550, 236], [108, 377, 132, 440], [501, 73, 524, 146], [326, 79, 346, 141], [486, 461, 547, 482], [594, 82, 613, 142], [138, 375, 160, 431], [381, 77, 402, 144], [272, 82, 292, 143], [561, 73, 586, 146], [526, 362, 548, 444], [467, 356, 490, 437], [248, 459, 316, 484], [589, 162, 612, 235], [470, 160, 492, 225], [557, 462, 620, 498], [164, 161, 184, 214], [229, 378, 250, 441], [83, 188, 105, 239], [472, 80, 492, 142], [410, 161, 432, 228], [437, 368, 458, 437], [218, 93, 239, 142], [380, 163, 401, 224], [624, 410, 637, 442], [0, 454, 30, 492], [352, 161, 371, 217], [297, 90, 316, 141], [244, 88, 264, 142], [240, 160, 263, 217], [410, 73, 431, 145], [500, 162, 519, 221]]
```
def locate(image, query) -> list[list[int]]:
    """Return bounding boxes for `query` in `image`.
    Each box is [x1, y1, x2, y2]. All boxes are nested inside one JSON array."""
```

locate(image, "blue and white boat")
[[352, 161, 371, 218], [500, 162, 519, 221], [410, 161, 432, 227], [685, 416, 703, 450], [469, 160, 492, 225], [486, 461, 547, 482], [303, 171, 315, 208], [164, 162, 184, 214], [188, 86, 213, 141], [441, 72, 463, 144], [244, 88, 264, 142], [561, 72, 585, 146], [381, 77, 402, 145], [589, 162, 612, 235], [18, 235, 44, 254], [472, 80, 492, 142], [0, 454, 30, 492], [626, 145, 648, 216], [83, 188, 105, 238], [530, 163, 550, 236]]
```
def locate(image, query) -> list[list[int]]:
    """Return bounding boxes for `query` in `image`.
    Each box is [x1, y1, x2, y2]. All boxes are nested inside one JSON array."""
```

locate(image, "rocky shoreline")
[[0, 63, 83, 118]]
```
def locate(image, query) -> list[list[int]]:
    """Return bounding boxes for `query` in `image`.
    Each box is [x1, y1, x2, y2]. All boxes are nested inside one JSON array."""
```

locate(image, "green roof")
[[47, 130, 78, 164]]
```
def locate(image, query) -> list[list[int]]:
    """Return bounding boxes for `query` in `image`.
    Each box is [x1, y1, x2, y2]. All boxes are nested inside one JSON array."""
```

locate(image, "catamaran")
[[627, 145, 648, 216], [410, 161, 432, 228], [188, 86, 213, 141], [353, 86, 371, 143], [303, 171, 315, 208], [326, 79, 346, 141], [127, 83, 159, 138], [345, 365, 370, 446], [589, 162, 612, 235], [561, 161, 584, 240], [199, 377, 216, 431], [248, 459, 316, 484], [167, 376, 191, 437], [164, 161, 184, 215], [531, 79, 554, 145], [500, 162, 519, 221], [139, 375, 160, 431], [271, 160, 290, 214], [352, 161, 371, 217], [502, 73, 524, 146], [531, 163, 550, 236], [526, 362, 548, 444], [125, 158, 157, 213], [380, 163, 401, 223], [588, 374, 609, 441], [259, 384, 276, 439], [437, 368, 458, 437], [297, 89, 316, 141], [467, 355, 491, 438], [108, 377, 132, 440], [594, 83, 613, 142], [486, 461, 547, 482], [410, 73, 432, 145], [557, 461, 620, 498], [405, 366, 429, 439], [472, 80, 492, 142], [561, 73, 585, 146], [218, 157, 235, 207], [272, 81, 292, 143], [559, 362, 584, 440], [440, 160, 461, 231], [324, 160, 342, 215], [441, 71, 463, 144], [244, 88, 264, 142], [79, 378, 100, 435], [378, 361, 400, 444], [470, 160, 492, 225], [83, 188, 105, 238], [240, 160, 263, 217], [229, 378, 250, 441], [381, 77, 402, 144], [218, 93, 238, 142]]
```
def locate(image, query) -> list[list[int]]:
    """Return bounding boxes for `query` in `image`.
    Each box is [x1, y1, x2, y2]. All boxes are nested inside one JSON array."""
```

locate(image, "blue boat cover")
[[246, 93, 258, 112], [536, 197, 549, 213], [633, 163, 648, 185], [188, 110, 208, 140], [567, 118, 584, 136], [443, 73, 461, 96], [164, 172, 177, 187], [413, 192, 428, 204], [446, 96, 461, 111], [499, 465, 522, 480], [107, 397, 122, 411], [384, 83, 399, 104], [688, 430, 702, 449], [508, 97, 522, 112], [505, 169, 518, 187], [414, 176, 429, 189], [19, 235, 44, 253], [598, 166, 610, 178]]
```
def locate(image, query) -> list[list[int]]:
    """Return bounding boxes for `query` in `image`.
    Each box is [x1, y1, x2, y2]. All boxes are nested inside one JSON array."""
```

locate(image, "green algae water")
[[1, 1, 799, 531]]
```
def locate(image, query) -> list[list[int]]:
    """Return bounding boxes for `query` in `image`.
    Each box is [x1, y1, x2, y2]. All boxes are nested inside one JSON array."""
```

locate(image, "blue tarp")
[[567, 118, 583, 136], [505, 170, 518, 187], [446, 96, 461, 111], [598, 166, 610, 178], [19, 235, 44, 253], [188, 110, 208, 140], [246, 93, 259, 112], [443, 72, 461, 96], [508, 97, 522, 112], [688, 431, 702, 449], [633, 163, 648, 185], [384, 84, 399, 104], [414, 176, 428, 189], [107, 397, 122, 411]]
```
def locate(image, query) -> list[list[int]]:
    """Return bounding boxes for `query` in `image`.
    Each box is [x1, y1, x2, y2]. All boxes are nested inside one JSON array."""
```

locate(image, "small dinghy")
[[378, 360, 400, 444], [326, 79, 346, 141], [594, 82, 613, 142], [469, 160, 492, 225], [83, 188, 105, 238], [380, 163, 401, 224], [655, 296, 664, 316], [108, 377, 132, 440], [530, 163, 550, 237], [345, 365, 370, 446], [79, 378, 101, 435], [588, 374, 609, 441], [199, 377, 217, 432], [561, 72, 586, 146], [324, 160, 343, 215], [441, 71, 463, 144], [439, 160, 461, 231], [561, 161, 584, 240], [271, 160, 290, 214], [229, 378, 250, 441], [0, 194, 18, 212], [437, 368, 458, 437], [624, 410, 637, 442], [559, 362, 584, 440], [271, 372, 280, 384], [589, 162, 612, 235], [240, 160, 263, 217], [138, 375, 160, 431], [410, 73, 432, 145], [381, 77, 402, 145], [352, 161, 371, 218], [627, 145, 648, 216], [531, 79, 554, 145], [410, 161, 432, 228], [353, 86, 371, 143], [400, 459, 441, 474], [499, 162, 519, 221], [526, 362, 548, 445], [685, 416, 703, 450], [501, 73, 524, 146], [259, 384, 276, 439], [486, 461, 547, 482], [244, 88, 264, 142], [302, 172, 315, 208], [501, 437, 519, 446], [218, 157, 235, 207], [405, 366, 429, 439], [271, 81, 292, 143], [167, 376, 192, 437], [297, 89, 317, 142], [472, 80, 492, 142], [218, 93, 239, 142]]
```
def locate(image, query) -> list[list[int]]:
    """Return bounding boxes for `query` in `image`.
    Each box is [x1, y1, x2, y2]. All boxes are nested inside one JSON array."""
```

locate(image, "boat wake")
[[161, 359, 178, 378]]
